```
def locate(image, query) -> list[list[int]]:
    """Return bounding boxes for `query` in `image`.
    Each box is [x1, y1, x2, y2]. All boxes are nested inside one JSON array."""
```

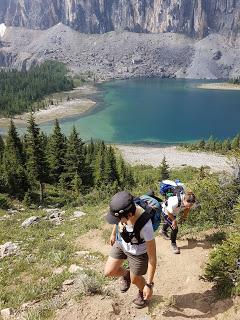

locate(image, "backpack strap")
[[177, 192, 182, 208], [133, 211, 152, 243]]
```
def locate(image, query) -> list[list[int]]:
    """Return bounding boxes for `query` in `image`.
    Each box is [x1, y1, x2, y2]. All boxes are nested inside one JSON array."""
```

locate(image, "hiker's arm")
[[179, 207, 191, 224], [143, 239, 156, 300], [166, 209, 177, 229], [109, 225, 116, 246]]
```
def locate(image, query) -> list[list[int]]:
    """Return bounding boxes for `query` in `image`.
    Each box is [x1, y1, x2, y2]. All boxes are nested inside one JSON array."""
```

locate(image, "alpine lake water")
[[34, 78, 240, 144]]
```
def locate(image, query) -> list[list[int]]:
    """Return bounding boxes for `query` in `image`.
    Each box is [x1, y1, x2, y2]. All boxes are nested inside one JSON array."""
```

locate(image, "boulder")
[[21, 216, 40, 227], [0, 242, 18, 259], [132, 55, 143, 64], [69, 264, 83, 273], [0, 308, 14, 319], [73, 211, 87, 218], [63, 279, 74, 286]]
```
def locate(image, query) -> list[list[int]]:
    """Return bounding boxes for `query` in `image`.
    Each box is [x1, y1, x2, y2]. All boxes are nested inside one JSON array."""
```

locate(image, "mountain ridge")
[[0, 0, 239, 39], [1, 23, 240, 80]]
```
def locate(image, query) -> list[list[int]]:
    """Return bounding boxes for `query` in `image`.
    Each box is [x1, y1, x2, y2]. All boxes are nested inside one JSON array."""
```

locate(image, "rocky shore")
[[116, 145, 232, 173], [0, 84, 97, 132], [197, 83, 240, 90]]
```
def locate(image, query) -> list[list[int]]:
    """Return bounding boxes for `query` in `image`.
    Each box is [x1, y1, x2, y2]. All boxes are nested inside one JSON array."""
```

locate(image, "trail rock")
[[68, 264, 83, 273], [0, 215, 10, 221], [73, 211, 87, 218], [75, 251, 90, 257], [7, 209, 19, 215], [0, 308, 14, 318], [21, 216, 40, 227], [0, 242, 18, 259], [44, 208, 64, 224], [53, 266, 67, 274], [63, 279, 74, 286]]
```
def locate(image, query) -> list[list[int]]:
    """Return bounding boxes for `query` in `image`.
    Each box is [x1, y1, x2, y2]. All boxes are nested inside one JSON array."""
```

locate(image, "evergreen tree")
[[0, 135, 4, 162], [0, 61, 74, 117], [215, 140, 223, 152], [198, 139, 205, 149], [23, 190, 32, 207], [103, 146, 118, 184], [62, 126, 85, 188], [71, 172, 82, 196], [47, 119, 66, 183], [83, 144, 94, 187], [0, 135, 4, 192], [94, 144, 106, 186], [205, 135, 216, 151], [222, 139, 231, 153], [117, 154, 134, 189], [25, 115, 48, 202], [231, 134, 240, 150], [159, 156, 170, 181], [2, 120, 28, 197], [89, 138, 95, 156]]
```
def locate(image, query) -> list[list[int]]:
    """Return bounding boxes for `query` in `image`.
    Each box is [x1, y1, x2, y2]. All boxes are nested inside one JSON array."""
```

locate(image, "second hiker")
[[160, 191, 196, 254]]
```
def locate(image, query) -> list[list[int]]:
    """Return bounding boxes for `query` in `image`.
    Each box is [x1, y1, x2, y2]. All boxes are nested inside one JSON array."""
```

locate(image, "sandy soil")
[[0, 84, 97, 130], [55, 227, 240, 320], [116, 145, 232, 173], [197, 82, 240, 90]]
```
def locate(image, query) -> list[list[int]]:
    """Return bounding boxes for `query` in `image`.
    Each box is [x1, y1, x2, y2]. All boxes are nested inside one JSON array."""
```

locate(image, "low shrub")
[[186, 175, 238, 227], [0, 193, 9, 209], [203, 233, 240, 297]]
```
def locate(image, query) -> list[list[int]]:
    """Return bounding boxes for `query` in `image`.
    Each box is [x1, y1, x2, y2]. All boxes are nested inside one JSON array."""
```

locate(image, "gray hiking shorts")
[[110, 243, 148, 276]]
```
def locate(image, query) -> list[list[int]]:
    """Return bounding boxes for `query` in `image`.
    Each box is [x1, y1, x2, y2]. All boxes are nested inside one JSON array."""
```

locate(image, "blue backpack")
[[160, 179, 185, 200], [118, 194, 162, 245], [134, 194, 162, 232]]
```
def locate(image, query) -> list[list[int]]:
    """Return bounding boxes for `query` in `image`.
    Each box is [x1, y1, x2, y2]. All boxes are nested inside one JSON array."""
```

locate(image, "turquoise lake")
[[31, 79, 240, 144]]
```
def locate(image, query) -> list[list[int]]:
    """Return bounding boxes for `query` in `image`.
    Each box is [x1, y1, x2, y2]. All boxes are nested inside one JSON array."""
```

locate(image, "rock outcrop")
[[1, 23, 240, 80], [0, 0, 239, 39]]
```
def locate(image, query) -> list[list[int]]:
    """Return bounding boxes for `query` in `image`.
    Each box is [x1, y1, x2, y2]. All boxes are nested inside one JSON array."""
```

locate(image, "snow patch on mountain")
[[0, 23, 6, 37]]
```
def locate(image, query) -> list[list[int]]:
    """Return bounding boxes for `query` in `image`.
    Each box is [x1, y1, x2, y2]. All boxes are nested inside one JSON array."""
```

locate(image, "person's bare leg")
[[104, 256, 128, 277], [130, 272, 147, 308], [105, 257, 131, 292], [130, 272, 145, 291]]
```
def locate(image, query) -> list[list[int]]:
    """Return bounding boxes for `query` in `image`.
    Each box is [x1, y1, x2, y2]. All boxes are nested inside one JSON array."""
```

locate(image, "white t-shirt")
[[161, 194, 185, 216], [117, 219, 154, 255]]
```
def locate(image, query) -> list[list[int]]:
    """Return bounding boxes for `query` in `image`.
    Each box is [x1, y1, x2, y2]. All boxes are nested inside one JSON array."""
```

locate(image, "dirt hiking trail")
[[55, 228, 239, 320]]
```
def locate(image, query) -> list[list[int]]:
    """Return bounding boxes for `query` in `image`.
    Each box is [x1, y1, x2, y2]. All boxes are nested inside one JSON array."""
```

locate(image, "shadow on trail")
[[163, 289, 233, 319], [148, 294, 164, 313], [180, 231, 227, 250], [180, 239, 213, 250]]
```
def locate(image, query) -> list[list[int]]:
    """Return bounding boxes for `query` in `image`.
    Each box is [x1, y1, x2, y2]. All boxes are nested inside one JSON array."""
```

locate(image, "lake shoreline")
[[197, 82, 240, 90], [116, 144, 232, 173], [0, 84, 98, 132]]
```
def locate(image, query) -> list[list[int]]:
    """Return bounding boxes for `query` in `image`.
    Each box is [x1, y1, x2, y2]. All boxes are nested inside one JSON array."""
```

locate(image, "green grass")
[[23, 307, 54, 320], [0, 202, 105, 310]]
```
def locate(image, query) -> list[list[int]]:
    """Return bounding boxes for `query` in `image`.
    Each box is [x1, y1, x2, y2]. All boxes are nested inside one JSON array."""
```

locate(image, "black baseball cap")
[[105, 191, 134, 224]]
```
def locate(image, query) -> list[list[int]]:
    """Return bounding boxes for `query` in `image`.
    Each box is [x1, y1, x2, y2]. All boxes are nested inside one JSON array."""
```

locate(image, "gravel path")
[[116, 145, 232, 173]]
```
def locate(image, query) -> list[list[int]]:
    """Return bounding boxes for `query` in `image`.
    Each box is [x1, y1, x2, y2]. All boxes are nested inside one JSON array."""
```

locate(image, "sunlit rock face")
[[0, 0, 239, 39]]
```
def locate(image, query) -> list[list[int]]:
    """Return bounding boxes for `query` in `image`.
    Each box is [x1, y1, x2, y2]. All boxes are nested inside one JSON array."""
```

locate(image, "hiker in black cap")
[[104, 191, 156, 309]]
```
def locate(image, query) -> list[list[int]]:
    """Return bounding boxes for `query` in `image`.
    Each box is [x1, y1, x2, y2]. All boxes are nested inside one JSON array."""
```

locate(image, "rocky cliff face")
[[0, 0, 239, 39]]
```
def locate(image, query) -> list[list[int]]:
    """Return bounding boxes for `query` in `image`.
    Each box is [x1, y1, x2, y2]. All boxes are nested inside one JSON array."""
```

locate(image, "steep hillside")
[[0, 23, 240, 80]]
